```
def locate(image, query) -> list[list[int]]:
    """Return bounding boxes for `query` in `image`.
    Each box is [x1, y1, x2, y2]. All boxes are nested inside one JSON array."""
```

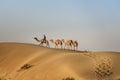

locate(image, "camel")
[[34, 37, 50, 47], [62, 39, 73, 50], [50, 39, 62, 48], [72, 40, 78, 50]]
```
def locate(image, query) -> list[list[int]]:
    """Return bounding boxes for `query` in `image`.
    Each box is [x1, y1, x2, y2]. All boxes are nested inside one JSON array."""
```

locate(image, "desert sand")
[[0, 43, 120, 80]]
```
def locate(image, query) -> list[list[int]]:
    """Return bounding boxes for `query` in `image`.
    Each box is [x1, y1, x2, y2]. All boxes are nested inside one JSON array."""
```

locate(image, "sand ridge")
[[0, 43, 120, 80]]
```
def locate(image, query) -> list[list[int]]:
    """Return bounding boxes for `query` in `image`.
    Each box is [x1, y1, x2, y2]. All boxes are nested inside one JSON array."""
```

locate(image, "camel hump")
[[56, 39, 60, 41], [55, 39, 60, 44], [74, 40, 77, 43]]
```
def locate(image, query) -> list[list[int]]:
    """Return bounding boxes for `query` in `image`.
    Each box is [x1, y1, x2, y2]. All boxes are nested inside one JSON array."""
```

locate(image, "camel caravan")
[[34, 35, 78, 51]]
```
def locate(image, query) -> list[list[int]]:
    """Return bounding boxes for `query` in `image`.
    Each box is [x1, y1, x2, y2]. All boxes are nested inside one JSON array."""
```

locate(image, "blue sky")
[[0, 0, 120, 51]]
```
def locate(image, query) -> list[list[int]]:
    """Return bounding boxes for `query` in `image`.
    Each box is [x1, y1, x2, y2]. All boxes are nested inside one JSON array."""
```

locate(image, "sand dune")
[[0, 43, 120, 80]]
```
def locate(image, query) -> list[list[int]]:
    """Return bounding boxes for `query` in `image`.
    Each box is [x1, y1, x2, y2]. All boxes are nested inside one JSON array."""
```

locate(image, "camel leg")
[[67, 45, 68, 49], [55, 45, 56, 48], [73, 46, 75, 51], [46, 44, 48, 47], [39, 43, 42, 46], [76, 45, 78, 50], [47, 43, 49, 47], [68, 45, 70, 50], [47, 45, 49, 47], [70, 46, 72, 50], [74, 47, 76, 51], [48, 44, 50, 48], [46, 42, 50, 48], [55, 45, 57, 48], [64, 45, 66, 50], [70, 45, 72, 50], [61, 45, 62, 49], [57, 45, 58, 48], [76, 47, 78, 50]]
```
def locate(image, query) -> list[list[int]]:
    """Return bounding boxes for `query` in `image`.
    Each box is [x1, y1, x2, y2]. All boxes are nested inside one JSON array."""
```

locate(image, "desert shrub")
[[62, 77, 75, 80], [94, 58, 113, 80], [17, 64, 33, 72], [20, 64, 32, 70]]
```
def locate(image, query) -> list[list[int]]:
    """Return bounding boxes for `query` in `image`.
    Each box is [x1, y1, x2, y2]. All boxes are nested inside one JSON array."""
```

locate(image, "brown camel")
[[50, 39, 62, 48], [72, 40, 78, 50], [34, 37, 50, 47], [62, 39, 73, 50]]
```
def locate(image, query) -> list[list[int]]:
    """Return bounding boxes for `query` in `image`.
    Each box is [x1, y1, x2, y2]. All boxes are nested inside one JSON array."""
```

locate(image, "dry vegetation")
[[17, 64, 33, 72], [62, 77, 75, 80]]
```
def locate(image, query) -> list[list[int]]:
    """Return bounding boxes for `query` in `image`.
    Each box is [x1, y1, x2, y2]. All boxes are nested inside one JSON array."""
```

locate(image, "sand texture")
[[0, 43, 120, 80]]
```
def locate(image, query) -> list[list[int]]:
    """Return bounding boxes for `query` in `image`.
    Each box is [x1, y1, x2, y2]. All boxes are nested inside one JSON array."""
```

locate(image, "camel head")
[[34, 37, 37, 39], [34, 37, 39, 42]]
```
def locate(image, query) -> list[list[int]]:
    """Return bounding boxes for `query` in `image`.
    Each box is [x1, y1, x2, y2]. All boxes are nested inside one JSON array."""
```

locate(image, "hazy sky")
[[0, 0, 120, 51]]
